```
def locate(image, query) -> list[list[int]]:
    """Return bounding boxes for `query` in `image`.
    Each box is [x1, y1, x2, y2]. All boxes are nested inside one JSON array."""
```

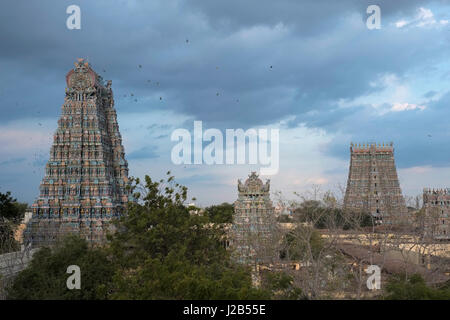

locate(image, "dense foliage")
[[0, 191, 27, 254], [204, 202, 234, 224], [7, 173, 270, 300], [13, 176, 441, 301], [7, 236, 114, 299], [280, 227, 324, 261], [383, 274, 450, 300], [261, 271, 304, 300], [107, 174, 268, 299]]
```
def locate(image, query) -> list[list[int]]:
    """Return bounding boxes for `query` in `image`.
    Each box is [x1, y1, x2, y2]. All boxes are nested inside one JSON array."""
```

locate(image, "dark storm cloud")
[[0, 0, 447, 125], [188, 0, 437, 34], [0, 0, 449, 170]]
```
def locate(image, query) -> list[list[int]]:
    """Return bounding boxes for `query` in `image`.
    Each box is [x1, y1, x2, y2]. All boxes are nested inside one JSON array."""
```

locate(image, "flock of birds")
[[0, 38, 437, 180], [119, 63, 271, 104], [96, 39, 275, 107]]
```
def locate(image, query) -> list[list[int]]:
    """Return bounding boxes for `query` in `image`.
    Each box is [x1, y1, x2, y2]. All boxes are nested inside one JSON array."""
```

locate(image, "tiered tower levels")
[[232, 172, 275, 264], [26, 59, 130, 246], [423, 188, 450, 239], [344, 142, 407, 223]]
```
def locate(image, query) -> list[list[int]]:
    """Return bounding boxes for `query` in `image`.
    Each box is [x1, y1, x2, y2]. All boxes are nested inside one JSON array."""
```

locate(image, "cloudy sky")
[[0, 0, 449, 206]]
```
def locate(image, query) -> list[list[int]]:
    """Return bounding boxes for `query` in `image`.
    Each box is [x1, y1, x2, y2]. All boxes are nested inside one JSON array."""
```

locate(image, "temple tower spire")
[[26, 59, 130, 247], [231, 172, 275, 264], [344, 142, 407, 224]]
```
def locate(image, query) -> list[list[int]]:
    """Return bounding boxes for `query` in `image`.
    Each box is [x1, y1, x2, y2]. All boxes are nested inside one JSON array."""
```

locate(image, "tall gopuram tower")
[[343, 142, 407, 224], [423, 188, 450, 240], [25, 58, 130, 247], [231, 172, 275, 265]]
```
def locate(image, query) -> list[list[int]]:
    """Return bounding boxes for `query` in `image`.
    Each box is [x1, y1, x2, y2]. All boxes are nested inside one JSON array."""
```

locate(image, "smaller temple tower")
[[344, 142, 407, 224], [231, 172, 275, 265], [423, 188, 450, 240]]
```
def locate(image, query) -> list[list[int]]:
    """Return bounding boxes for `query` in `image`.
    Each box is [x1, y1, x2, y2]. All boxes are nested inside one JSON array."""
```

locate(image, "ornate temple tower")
[[26, 59, 130, 247], [423, 188, 450, 240], [343, 142, 407, 224], [231, 172, 275, 264]]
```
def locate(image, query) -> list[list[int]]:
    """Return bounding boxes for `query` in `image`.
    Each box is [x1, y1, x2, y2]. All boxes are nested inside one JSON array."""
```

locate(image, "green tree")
[[281, 226, 324, 261], [261, 271, 304, 300], [0, 191, 27, 221], [107, 173, 269, 299], [0, 191, 27, 254], [7, 235, 114, 300], [204, 202, 234, 224], [383, 274, 450, 300]]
